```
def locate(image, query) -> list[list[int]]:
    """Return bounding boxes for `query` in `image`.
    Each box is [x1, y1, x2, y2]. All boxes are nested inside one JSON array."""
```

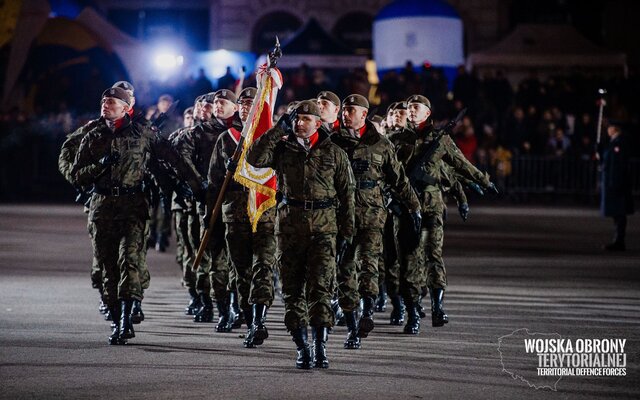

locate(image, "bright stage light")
[[154, 52, 184, 70]]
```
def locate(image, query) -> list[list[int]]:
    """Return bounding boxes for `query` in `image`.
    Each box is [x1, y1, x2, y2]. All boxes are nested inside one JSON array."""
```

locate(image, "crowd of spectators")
[[1, 62, 638, 201]]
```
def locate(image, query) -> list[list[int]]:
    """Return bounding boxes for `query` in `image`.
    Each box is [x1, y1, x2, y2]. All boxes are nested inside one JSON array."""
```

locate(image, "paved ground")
[[0, 204, 639, 399]]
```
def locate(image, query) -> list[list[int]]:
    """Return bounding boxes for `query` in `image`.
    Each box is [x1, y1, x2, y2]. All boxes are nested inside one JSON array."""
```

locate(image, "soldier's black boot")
[[343, 311, 361, 349], [230, 291, 243, 329], [252, 304, 269, 346], [108, 304, 125, 345], [417, 292, 427, 318], [130, 300, 144, 324], [291, 328, 313, 369], [243, 308, 256, 348], [184, 287, 202, 315], [193, 293, 214, 323], [357, 296, 375, 338], [375, 284, 387, 312], [119, 300, 135, 340], [430, 288, 448, 327], [389, 295, 405, 325], [215, 295, 233, 332], [313, 327, 329, 369], [331, 298, 345, 326], [403, 302, 421, 335]]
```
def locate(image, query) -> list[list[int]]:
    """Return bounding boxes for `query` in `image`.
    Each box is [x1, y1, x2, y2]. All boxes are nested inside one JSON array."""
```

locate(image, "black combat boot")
[[242, 308, 256, 348], [375, 284, 387, 312], [184, 287, 202, 315], [119, 300, 135, 340], [215, 295, 233, 332], [331, 298, 345, 326], [430, 288, 449, 327], [313, 327, 329, 369], [417, 292, 427, 318], [108, 303, 125, 345], [389, 295, 405, 325], [193, 293, 214, 323], [291, 327, 313, 369], [230, 291, 243, 329], [251, 304, 269, 346], [343, 311, 361, 349], [130, 300, 145, 324], [403, 302, 420, 335], [357, 296, 375, 338]]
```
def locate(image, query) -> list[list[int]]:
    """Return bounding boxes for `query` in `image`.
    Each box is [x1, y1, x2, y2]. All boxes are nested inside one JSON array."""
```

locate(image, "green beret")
[[342, 94, 369, 109], [112, 81, 134, 94], [102, 87, 131, 106], [317, 91, 340, 107], [214, 89, 237, 104], [183, 106, 194, 116], [203, 92, 216, 104], [406, 95, 431, 109], [238, 87, 257, 101], [295, 100, 321, 117]]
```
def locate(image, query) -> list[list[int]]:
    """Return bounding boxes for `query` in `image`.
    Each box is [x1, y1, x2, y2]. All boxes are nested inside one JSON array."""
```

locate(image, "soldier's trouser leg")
[[395, 214, 424, 304], [159, 200, 172, 242], [119, 219, 145, 301], [279, 232, 336, 330], [88, 220, 102, 290], [137, 220, 151, 292], [424, 211, 447, 290], [355, 228, 382, 299], [175, 210, 196, 288], [250, 222, 277, 307], [336, 230, 359, 313], [206, 224, 229, 302], [225, 222, 254, 313], [93, 220, 119, 308], [173, 210, 185, 271]]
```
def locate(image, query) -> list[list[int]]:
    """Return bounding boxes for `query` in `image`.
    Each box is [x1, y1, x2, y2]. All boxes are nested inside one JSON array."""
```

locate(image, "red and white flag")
[[233, 65, 283, 231]]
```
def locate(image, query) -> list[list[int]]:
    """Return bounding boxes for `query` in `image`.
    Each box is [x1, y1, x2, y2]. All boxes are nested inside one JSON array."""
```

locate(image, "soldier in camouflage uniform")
[[246, 100, 355, 369], [330, 94, 421, 349], [169, 106, 203, 314], [178, 89, 239, 331], [71, 87, 203, 345], [316, 91, 341, 135], [207, 87, 277, 348], [388, 95, 496, 335]]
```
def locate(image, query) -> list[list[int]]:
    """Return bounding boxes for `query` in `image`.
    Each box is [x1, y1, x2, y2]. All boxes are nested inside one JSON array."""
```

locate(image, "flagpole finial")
[[268, 37, 282, 68]]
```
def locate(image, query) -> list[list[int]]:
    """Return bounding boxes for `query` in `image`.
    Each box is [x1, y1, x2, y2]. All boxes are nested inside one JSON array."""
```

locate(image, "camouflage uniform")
[[331, 120, 420, 312], [208, 127, 277, 330], [178, 116, 240, 306], [388, 122, 490, 303], [72, 115, 201, 310], [246, 125, 355, 331]]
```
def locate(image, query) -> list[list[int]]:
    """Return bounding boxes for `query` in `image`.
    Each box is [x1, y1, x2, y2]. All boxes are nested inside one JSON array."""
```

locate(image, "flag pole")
[[192, 38, 282, 271]]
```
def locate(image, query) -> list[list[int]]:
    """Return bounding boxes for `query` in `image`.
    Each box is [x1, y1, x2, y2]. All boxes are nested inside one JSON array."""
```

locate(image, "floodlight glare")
[[154, 52, 183, 70]]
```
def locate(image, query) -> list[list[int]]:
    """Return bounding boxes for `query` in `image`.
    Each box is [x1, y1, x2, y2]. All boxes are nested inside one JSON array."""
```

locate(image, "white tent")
[[467, 24, 627, 81]]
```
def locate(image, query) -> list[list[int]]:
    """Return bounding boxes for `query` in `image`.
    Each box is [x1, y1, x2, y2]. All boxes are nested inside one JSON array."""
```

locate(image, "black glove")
[[335, 235, 350, 267], [98, 152, 120, 167], [225, 158, 238, 174], [196, 180, 208, 203], [486, 182, 499, 194], [276, 111, 297, 132], [175, 181, 194, 199], [467, 182, 485, 196], [458, 203, 469, 222], [410, 211, 422, 235], [351, 159, 370, 175]]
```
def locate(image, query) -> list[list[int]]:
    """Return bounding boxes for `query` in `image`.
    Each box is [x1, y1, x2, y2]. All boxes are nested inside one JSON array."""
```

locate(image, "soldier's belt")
[[93, 184, 144, 197], [281, 196, 335, 210], [356, 180, 378, 190]]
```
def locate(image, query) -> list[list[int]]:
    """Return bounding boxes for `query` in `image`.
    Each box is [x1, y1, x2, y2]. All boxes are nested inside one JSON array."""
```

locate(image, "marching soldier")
[[71, 87, 203, 345], [178, 89, 239, 331], [331, 94, 421, 349], [388, 95, 496, 335], [207, 87, 277, 347], [246, 100, 355, 369], [316, 91, 341, 134]]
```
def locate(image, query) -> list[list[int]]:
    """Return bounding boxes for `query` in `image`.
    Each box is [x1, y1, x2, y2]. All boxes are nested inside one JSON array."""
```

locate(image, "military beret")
[[317, 91, 341, 107], [195, 95, 205, 104], [158, 94, 173, 103], [386, 102, 399, 114], [395, 101, 407, 110], [295, 100, 321, 117], [342, 94, 369, 109], [183, 106, 194, 116], [203, 92, 216, 104], [238, 87, 257, 101], [406, 95, 431, 109], [369, 115, 383, 124], [112, 81, 134, 94], [214, 89, 237, 103], [102, 87, 131, 106]]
